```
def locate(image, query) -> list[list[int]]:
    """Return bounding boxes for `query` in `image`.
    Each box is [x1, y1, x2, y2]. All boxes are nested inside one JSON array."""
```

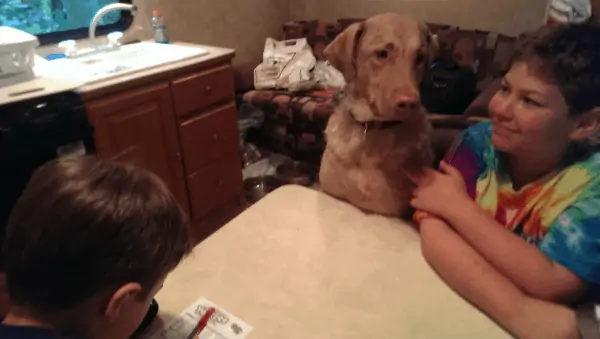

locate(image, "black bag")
[[420, 59, 478, 115]]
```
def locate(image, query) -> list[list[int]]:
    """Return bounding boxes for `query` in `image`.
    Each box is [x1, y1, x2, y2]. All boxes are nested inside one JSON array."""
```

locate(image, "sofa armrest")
[[428, 114, 469, 129], [428, 114, 489, 132], [465, 116, 489, 125]]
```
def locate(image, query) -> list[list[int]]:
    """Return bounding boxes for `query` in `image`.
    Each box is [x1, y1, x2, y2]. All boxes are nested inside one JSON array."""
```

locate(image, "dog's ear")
[[324, 22, 366, 81]]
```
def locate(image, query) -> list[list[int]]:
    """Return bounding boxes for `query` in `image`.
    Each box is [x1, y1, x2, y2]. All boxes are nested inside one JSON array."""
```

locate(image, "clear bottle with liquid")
[[151, 10, 170, 44]]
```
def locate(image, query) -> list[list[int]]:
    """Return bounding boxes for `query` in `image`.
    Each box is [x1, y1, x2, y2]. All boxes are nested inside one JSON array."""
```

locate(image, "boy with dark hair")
[[0, 156, 191, 338], [413, 22, 600, 338]]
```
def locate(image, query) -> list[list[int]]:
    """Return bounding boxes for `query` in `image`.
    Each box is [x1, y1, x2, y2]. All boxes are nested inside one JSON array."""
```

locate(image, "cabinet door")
[[86, 82, 189, 214]]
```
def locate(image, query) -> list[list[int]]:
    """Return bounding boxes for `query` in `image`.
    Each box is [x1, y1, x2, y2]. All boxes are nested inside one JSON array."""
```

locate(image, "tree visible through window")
[[0, 0, 124, 36]]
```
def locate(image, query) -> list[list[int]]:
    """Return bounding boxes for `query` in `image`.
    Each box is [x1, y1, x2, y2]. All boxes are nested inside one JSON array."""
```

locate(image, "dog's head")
[[325, 13, 438, 122]]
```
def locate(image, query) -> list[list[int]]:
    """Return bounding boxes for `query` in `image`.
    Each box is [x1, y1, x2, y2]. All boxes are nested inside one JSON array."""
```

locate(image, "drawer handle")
[[217, 179, 225, 186], [212, 133, 219, 142], [205, 85, 213, 94]]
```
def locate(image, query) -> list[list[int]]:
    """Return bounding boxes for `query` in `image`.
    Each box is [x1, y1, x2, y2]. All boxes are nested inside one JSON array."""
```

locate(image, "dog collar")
[[350, 110, 403, 133], [363, 120, 404, 131]]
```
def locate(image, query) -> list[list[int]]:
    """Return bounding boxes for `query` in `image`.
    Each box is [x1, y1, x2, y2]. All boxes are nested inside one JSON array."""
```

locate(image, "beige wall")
[[133, 0, 290, 69], [290, 0, 550, 36], [42, 0, 550, 75], [131, 0, 548, 72], [122, 0, 549, 86]]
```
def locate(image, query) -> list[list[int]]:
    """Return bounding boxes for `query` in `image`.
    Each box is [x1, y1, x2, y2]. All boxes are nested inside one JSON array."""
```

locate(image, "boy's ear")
[[105, 283, 142, 322], [570, 107, 600, 141]]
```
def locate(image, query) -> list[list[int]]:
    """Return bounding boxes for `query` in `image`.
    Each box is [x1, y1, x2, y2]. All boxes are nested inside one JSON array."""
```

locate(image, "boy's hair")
[[512, 23, 600, 116], [3, 157, 191, 311]]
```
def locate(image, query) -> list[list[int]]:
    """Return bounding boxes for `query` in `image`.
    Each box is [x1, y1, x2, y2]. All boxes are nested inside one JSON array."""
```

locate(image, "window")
[[0, 0, 133, 44]]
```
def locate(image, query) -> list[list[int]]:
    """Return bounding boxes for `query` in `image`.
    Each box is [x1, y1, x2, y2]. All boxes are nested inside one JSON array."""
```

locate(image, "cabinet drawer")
[[187, 154, 242, 220], [171, 64, 234, 116], [179, 103, 240, 173]]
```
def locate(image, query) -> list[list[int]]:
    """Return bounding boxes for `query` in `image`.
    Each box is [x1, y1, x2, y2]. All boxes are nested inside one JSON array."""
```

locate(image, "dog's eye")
[[375, 50, 389, 60]]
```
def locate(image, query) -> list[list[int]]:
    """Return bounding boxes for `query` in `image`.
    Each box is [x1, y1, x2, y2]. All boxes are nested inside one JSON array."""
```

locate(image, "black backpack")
[[420, 59, 478, 115]]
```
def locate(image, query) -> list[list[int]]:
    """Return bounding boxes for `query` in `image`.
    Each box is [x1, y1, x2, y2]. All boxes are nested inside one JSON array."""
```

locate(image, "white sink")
[[40, 42, 209, 85]]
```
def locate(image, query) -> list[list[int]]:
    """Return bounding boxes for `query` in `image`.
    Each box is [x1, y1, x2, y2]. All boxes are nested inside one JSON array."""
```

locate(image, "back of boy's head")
[[3, 156, 191, 312]]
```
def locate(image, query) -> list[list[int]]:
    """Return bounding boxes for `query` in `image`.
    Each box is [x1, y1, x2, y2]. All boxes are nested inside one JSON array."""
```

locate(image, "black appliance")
[[0, 91, 95, 232]]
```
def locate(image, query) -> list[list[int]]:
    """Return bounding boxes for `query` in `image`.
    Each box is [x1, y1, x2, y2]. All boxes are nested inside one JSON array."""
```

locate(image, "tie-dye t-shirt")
[[444, 121, 600, 286]]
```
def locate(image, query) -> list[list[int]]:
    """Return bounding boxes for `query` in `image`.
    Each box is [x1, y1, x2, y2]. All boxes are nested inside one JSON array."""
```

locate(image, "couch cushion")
[[243, 90, 336, 163], [283, 20, 341, 60], [463, 78, 502, 118], [243, 90, 297, 156], [243, 90, 336, 119], [432, 27, 516, 92], [480, 35, 517, 88]]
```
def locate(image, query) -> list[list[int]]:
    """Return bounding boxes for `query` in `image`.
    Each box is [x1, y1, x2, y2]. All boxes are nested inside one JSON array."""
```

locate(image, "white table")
[[150, 185, 510, 339]]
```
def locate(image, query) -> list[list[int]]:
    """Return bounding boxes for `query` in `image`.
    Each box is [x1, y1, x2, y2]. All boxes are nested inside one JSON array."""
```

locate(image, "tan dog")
[[319, 13, 436, 217]]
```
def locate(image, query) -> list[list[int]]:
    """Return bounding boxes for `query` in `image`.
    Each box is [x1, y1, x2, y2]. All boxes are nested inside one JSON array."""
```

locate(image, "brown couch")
[[242, 19, 518, 164]]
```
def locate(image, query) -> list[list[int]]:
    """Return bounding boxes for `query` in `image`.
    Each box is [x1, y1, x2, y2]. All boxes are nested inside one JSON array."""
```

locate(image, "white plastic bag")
[[313, 61, 346, 89], [254, 38, 317, 91], [547, 0, 592, 23]]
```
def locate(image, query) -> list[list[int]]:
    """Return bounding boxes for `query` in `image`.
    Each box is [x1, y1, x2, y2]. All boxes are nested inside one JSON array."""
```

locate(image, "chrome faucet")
[[89, 3, 137, 47], [57, 3, 137, 58]]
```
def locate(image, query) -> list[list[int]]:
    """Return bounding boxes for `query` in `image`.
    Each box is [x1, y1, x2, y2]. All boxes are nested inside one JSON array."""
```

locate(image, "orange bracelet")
[[413, 210, 439, 223]]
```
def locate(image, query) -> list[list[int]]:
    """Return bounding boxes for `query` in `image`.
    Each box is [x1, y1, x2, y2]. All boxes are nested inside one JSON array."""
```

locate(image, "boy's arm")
[[443, 198, 585, 303], [420, 218, 580, 339], [416, 124, 582, 302]]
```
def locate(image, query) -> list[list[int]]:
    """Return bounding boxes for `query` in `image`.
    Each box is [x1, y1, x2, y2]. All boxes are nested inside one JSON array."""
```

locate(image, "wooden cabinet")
[[179, 103, 239, 173], [171, 64, 235, 116], [187, 155, 243, 220], [86, 82, 189, 213], [84, 57, 243, 240]]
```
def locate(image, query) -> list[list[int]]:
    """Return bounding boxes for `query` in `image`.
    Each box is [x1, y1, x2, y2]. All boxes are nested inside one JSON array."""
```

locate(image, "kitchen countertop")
[[0, 43, 234, 105], [147, 185, 510, 339], [76, 44, 235, 95], [0, 75, 82, 106]]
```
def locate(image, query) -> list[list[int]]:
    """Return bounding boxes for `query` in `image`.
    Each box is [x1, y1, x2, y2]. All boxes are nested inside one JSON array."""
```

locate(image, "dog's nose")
[[396, 96, 419, 111]]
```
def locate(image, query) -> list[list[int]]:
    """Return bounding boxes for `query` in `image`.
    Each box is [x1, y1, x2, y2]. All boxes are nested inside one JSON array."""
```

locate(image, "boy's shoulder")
[[570, 148, 600, 202], [462, 121, 493, 147], [567, 145, 600, 188], [0, 321, 60, 339], [454, 121, 495, 170], [578, 147, 600, 173]]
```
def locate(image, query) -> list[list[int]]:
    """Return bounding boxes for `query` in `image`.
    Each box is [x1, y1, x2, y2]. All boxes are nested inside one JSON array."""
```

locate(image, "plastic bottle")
[[151, 10, 170, 44]]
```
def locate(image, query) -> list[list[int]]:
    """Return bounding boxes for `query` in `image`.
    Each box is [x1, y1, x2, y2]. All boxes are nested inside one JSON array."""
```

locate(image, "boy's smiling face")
[[488, 61, 572, 155], [488, 61, 600, 157]]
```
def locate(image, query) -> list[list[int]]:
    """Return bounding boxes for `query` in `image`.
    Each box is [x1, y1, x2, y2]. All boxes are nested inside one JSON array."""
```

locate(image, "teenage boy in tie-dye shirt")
[[412, 23, 600, 338]]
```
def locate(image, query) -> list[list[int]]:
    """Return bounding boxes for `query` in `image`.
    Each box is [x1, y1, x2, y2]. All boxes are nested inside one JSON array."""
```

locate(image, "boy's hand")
[[509, 296, 580, 339], [409, 161, 471, 219]]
